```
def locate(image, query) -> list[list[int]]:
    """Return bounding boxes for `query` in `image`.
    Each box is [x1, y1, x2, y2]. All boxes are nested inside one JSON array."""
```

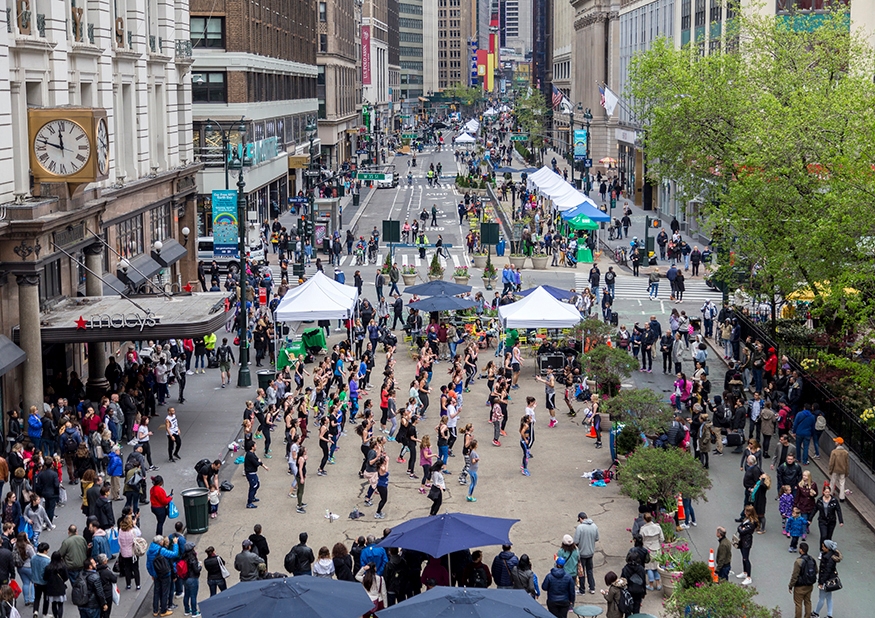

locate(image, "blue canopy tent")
[[559, 200, 610, 222]]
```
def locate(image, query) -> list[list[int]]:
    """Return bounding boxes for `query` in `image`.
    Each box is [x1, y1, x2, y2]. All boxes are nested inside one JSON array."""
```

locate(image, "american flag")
[[551, 85, 564, 109], [599, 85, 606, 109]]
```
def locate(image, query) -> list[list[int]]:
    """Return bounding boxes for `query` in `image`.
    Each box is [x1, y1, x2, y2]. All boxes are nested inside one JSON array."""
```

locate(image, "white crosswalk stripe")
[[575, 272, 722, 303], [336, 250, 464, 270]]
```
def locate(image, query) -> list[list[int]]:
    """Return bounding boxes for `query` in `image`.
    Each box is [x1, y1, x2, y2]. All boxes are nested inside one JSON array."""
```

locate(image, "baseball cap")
[[555, 556, 566, 567], [562, 534, 574, 545], [578, 512, 587, 520]]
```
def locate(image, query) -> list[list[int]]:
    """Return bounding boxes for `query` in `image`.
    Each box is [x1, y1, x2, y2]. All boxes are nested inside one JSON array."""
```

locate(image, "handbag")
[[427, 485, 441, 501], [167, 500, 179, 519], [59, 485, 68, 504], [370, 579, 385, 614], [219, 556, 231, 579], [18, 517, 34, 542], [108, 527, 121, 555], [9, 580, 21, 599], [576, 560, 585, 578], [824, 576, 842, 592], [731, 533, 740, 548], [112, 583, 120, 605]]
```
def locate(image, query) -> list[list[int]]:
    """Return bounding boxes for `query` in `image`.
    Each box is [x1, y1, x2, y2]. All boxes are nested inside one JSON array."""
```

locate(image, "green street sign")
[[510, 134, 528, 141], [401, 115, 411, 118], [357, 172, 387, 181], [402, 133, 417, 139]]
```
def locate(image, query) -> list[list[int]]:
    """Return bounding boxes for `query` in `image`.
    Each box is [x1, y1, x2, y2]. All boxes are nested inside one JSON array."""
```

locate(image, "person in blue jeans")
[[466, 443, 479, 502], [793, 406, 816, 465], [181, 542, 202, 616], [243, 440, 269, 508]]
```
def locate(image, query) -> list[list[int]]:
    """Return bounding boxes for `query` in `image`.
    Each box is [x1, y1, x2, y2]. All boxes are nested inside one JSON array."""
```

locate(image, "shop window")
[[150, 203, 172, 243], [40, 259, 63, 300], [192, 72, 227, 103], [116, 214, 144, 259]]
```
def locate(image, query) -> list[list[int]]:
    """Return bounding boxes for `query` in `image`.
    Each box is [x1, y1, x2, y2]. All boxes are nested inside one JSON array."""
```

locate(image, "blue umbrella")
[[198, 577, 373, 618], [376, 586, 553, 618], [377, 512, 518, 558], [405, 280, 472, 296], [408, 293, 476, 313], [517, 285, 575, 301]]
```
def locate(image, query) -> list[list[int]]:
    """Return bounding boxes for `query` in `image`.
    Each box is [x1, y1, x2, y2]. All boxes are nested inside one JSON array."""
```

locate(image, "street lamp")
[[582, 108, 593, 195], [567, 102, 583, 189], [204, 117, 246, 190], [235, 151, 251, 387]]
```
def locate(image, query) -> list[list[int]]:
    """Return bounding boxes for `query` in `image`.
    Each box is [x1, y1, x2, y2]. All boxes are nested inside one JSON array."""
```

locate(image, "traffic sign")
[[357, 172, 387, 181], [304, 170, 321, 177], [583, 158, 593, 168], [510, 134, 528, 141], [402, 133, 417, 139], [356, 149, 368, 154]]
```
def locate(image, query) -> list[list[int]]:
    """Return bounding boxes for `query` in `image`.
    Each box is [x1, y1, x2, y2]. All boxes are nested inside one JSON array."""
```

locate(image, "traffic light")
[[305, 219, 314, 237], [298, 215, 306, 236]]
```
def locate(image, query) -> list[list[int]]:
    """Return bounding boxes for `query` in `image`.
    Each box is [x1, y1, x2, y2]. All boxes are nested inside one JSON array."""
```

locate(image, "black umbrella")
[[404, 280, 472, 296], [199, 577, 373, 618], [376, 586, 553, 618], [408, 293, 476, 313]]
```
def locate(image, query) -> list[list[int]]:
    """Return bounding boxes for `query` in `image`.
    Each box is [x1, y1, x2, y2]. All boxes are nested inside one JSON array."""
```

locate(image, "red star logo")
[[183, 283, 193, 293], [75, 316, 87, 330]]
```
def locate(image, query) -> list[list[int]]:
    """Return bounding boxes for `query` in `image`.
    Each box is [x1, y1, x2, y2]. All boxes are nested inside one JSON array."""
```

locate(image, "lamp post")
[[567, 102, 583, 189], [236, 159, 251, 387], [582, 108, 593, 195], [305, 117, 318, 272], [204, 116, 246, 190]]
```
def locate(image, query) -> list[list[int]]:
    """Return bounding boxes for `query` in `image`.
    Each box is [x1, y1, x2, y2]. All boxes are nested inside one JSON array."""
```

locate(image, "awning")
[[101, 273, 127, 295], [0, 335, 26, 377], [151, 238, 187, 268], [117, 253, 162, 288], [13, 292, 229, 344]]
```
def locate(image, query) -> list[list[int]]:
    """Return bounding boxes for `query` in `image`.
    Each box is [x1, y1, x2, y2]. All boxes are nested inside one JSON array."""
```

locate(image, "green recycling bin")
[[352, 192, 360, 206], [257, 369, 275, 391], [181, 488, 210, 534]]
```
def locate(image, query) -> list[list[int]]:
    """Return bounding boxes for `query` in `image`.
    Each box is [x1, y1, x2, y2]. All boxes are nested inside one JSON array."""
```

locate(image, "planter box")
[[453, 277, 470, 286], [657, 565, 683, 598], [472, 255, 488, 269], [428, 273, 444, 281], [482, 277, 495, 290], [531, 256, 549, 270], [509, 256, 528, 269], [402, 274, 417, 286]]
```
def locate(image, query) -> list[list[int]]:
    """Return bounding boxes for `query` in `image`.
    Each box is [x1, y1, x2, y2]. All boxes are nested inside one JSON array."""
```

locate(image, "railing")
[[733, 311, 875, 472]]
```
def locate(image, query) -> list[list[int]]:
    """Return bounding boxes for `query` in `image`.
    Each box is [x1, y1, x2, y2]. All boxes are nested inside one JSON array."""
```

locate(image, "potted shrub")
[[427, 251, 444, 280], [481, 255, 498, 290], [664, 580, 779, 617], [509, 253, 528, 269], [652, 543, 693, 597], [401, 265, 417, 286], [453, 265, 470, 285], [531, 251, 549, 270], [472, 252, 489, 269], [381, 252, 393, 274], [580, 345, 639, 397], [602, 388, 676, 439], [614, 424, 642, 458]]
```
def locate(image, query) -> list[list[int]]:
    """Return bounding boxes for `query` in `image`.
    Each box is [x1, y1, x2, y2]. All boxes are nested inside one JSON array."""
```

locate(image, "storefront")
[[616, 128, 641, 203]]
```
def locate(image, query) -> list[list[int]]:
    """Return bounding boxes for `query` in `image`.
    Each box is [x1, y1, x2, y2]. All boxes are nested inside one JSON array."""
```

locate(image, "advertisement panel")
[[361, 26, 371, 85], [573, 129, 588, 161], [211, 190, 239, 258]]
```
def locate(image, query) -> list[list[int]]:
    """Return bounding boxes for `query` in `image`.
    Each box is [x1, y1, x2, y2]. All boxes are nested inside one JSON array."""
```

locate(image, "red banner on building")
[[361, 25, 371, 85]]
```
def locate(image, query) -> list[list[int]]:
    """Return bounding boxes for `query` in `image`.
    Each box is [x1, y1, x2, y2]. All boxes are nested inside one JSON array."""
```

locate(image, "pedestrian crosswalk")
[[335, 249, 467, 270], [574, 271, 722, 304]]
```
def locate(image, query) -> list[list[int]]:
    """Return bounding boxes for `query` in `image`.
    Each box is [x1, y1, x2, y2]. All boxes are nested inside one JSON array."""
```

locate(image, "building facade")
[[531, 0, 553, 102], [362, 0, 391, 132], [398, 0, 424, 104], [504, 0, 532, 54], [551, 0, 575, 157], [0, 0, 202, 415], [317, 0, 359, 168], [189, 0, 319, 235], [437, 0, 475, 89]]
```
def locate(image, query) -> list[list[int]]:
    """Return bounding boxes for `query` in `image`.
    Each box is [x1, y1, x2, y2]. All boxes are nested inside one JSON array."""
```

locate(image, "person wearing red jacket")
[[149, 475, 173, 536], [764, 347, 778, 381]]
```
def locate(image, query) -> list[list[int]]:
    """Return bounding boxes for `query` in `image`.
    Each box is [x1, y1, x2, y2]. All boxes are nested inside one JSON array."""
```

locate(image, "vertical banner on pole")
[[573, 129, 587, 161], [361, 26, 372, 85], [211, 189, 239, 258]]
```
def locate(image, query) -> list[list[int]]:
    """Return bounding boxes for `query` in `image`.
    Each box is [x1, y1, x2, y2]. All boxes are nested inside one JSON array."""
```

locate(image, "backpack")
[[217, 346, 230, 364], [467, 565, 488, 588], [176, 559, 188, 579], [815, 415, 827, 431], [284, 548, 301, 574], [133, 537, 148, 556], [616, 587, 635, 615], [63, 432, 79, 454], [71, 575, 90, 607], [797, 555, 817, 586], [153, 553, 171, 577], [195, 459, 212, 477]]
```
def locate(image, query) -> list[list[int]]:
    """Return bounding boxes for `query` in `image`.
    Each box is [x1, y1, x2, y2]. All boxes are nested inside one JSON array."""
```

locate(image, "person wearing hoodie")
[[106, 447, 124, 501], [813, 539, 842, 618], [601, 571, 629, 618], [792, 405, 816, 465], [31, 542, 51, 618], [510, 554, 539, 598], [490, 544, 518, 589], [313, 546, 336, 578], [358, 535, 387, 576], [621, 545, 647, 613], [572, 512, 599, 594], [90, 520, 111, 560], [146, 535, 181, 617], [96, 552, 118, 618], [542, 556, 575, 617]]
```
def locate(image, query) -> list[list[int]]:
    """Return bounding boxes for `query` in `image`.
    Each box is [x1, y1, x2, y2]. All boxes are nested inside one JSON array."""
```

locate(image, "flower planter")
[[531, 256, 549, 270], [509, 256, 527, 269], [657, 566, 683, 598], [428, 273, 444, 281], [472, 255, 488, 269], [402, 274, 417, 286], [454, 276, 470, 286], [482, 277, 495, 290]]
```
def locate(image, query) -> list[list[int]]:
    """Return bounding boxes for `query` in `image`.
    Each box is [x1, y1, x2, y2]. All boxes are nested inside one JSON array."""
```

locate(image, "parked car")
[[197, 236, 268, 273]]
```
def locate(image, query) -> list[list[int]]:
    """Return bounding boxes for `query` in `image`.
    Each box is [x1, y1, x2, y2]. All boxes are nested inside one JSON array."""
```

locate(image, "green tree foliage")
[[665, 580, 780, 618], [602, 388, 676, 437], [627, 8, 875, 334], [580, 345, 639, 396], [618, 445, 712, 508], [513, 88, 547, 162], [441, 85, 483, 108]]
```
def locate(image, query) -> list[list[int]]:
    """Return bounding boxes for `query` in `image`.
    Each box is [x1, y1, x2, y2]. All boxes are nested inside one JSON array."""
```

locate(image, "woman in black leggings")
[[317, 417, 331, 476], [356, 419, 373, 477], [417, 376, 431, 418]]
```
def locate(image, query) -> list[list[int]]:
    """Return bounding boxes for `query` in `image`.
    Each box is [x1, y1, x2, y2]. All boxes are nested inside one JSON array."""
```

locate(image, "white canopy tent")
[[274, 271, 358, 323], [464, 119, 480, 133], [498, 287, 582, 329], [483, 107, 498, 116], [527, 166, 609, 220], [454, 132, 476, 144]]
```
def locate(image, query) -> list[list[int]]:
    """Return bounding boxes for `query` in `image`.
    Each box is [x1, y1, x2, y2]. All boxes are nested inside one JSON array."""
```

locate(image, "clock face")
[[32, 119, 92, 176], [96, 118, 109, 175]]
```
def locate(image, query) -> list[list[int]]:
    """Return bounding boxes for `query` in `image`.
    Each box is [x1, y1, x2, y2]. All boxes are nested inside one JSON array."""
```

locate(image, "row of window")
[[400, 46, 423, 57], [399, 3, 423, 14], [400, 61, 423, 70], [400, 32, 422, 43], [115, 204, 169, 260], [399, 18, 422, 29], [192, 71, 316, 104]]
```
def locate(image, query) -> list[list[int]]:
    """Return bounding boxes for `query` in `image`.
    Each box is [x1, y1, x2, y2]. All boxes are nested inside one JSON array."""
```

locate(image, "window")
[[150, 204, 172, 243], [319, 34, 328, 52], [681, 0, 691, 29], [116, 215, 144, 259], [710, 3, 722, 22], [192, 72, 227, 103], [694, 0, 705, 27], [319, 2, 327, 22], [40, 259, 63, 300], [190, 17, 225, 48]]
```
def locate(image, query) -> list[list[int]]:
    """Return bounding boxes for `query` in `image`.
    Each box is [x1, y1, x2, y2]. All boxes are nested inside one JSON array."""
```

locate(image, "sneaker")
[[492, 440, 501, 446], [741, 577, 751, 586], [521, 469, 530, 476], [191, 614, 201, 617], [788, 547, 797, 552], [374, 512, 385, 519], [679, 523, 689, 530], [589, 590, 596, 595], [246, 503, 257, 509], [735, 572, 747, 579], [397, 457, 405, 463], [364, 499, 373, 507], [160, 612, 174, 617], [691, 521, 697, 527], [500, 430, 507, 436], [186, 370, 194, 375], [466, 496, 476, 502], [296, 507, 306, 514], [185, 612, 191, 616]]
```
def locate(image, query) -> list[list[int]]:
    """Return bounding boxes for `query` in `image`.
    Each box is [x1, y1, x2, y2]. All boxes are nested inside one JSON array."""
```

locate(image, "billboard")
[[573, 129, 588, 161], [211, 190, 239, 258], [361, 26, 371, 85]]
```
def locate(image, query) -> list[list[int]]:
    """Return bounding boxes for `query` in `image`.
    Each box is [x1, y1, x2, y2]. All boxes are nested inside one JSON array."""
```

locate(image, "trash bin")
[[352, 192, 360, 206], [257, 369, 275, 391], [181, 488, 210, 534]]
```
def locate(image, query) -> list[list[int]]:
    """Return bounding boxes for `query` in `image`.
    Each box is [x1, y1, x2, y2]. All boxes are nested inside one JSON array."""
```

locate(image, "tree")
[[618, 446, 711, 510], [602, 388, 676, 437], [580, 345, 638, 396], [513, 87, 547, 164], [627, 8, 875, 338], [441, 85, 483, 108]]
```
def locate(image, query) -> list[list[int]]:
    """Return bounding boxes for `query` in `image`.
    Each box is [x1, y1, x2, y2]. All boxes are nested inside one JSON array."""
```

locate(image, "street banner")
[[361, 26, 371, 85], [211, 189, 239, 258], [573, 129, 587, 161]]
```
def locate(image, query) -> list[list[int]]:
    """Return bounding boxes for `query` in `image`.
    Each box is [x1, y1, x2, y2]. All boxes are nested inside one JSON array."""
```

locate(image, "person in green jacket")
[[389, 263, 400, 296], [58, 524, 89, 582]]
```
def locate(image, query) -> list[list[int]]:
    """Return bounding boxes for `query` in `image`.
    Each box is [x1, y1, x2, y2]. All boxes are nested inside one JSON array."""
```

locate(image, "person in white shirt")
[[154, 358, 170, 405], [446, 393, 461, 457], [525, 397, 537, 448], [165, 407, 182, 462]]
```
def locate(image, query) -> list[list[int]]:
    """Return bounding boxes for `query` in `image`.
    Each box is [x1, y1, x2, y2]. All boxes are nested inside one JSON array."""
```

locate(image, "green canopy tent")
[[563, 214, 598, 263]]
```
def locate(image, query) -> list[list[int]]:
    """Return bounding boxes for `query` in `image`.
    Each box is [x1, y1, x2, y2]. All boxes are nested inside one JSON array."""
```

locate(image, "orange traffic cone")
[[587, 425, 597, 439], [676, 495, 686, 522], [708, 548, 718, 582], [606, 336, 613, 348]]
